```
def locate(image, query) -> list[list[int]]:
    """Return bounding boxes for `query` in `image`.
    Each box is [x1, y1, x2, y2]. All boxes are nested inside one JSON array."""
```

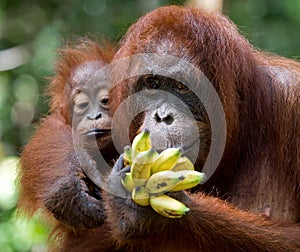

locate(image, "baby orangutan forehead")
[[71, 61, 104, 86]]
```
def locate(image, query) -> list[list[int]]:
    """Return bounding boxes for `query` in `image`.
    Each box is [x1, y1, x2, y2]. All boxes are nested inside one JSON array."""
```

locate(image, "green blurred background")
[[0, 0, 299, 251]]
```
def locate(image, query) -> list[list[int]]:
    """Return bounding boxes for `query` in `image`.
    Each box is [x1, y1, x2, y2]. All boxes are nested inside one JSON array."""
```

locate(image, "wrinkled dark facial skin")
[[70, 61, 112, 147], [72, 83, 111, 148], [70, 62, 117, 164], [71, 84, 119, 188], [136, 74, 211, 164], [106, 74, 211, 238]]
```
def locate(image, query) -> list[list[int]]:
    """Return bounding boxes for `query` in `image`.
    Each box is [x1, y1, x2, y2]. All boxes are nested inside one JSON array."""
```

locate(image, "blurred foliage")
[[0, 157, 49, 252], [0, 0, 299, 251], [224, 0, 300, 58]]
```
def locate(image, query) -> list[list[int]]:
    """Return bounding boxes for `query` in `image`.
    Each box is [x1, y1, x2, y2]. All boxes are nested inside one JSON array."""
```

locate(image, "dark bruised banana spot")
[[156, 182, 167, 189]]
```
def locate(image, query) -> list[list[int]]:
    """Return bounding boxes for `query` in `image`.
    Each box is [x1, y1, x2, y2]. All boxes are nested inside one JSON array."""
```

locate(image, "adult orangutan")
[[105, 6, 300, 251], [19, 5, 300, 252]]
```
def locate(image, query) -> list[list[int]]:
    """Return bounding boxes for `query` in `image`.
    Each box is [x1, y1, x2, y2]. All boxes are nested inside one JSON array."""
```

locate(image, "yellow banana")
[[172, 156, 194, 171], [132, 186, 150, 206], [151, 148, 182, 174], [170, 171, 206, 192], [131, 149, 158, 186], [145, 170, 183, 195], [123, 146, 132, 167], [150, 194, 190, 218], [131, 129, 151, 160], [121, 172, 135, 192]]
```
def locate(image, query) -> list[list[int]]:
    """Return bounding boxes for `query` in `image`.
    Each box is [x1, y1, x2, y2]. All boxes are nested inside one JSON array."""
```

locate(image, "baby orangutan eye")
[[99, 97, 110, 109], [77, 101, 89, 110], [74, 93, 90, 114]]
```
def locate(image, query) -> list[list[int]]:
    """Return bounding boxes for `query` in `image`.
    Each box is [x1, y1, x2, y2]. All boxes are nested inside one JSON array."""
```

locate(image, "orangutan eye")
[[175, 82, 190, 92], [74, 93, 90, 114], [99, 96, 110, 110], [145, 78, 161, 89], [101, 97, 109, 105], [77, 101, 89, 110]]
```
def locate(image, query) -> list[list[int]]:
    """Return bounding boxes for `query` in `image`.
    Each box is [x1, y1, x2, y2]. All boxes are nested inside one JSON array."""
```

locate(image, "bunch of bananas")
[[120, 129, 206, 218]]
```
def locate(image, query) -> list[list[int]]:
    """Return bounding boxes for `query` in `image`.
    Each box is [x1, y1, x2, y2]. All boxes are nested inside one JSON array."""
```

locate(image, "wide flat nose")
[[87, 112, 102, 120], [154, 110, 174, 125]]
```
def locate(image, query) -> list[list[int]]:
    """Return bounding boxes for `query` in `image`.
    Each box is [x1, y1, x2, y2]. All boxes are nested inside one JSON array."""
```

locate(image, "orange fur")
[[106, 6, 300, 251], [18, 6, 300, 251], [18, 41, 116, 249]]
